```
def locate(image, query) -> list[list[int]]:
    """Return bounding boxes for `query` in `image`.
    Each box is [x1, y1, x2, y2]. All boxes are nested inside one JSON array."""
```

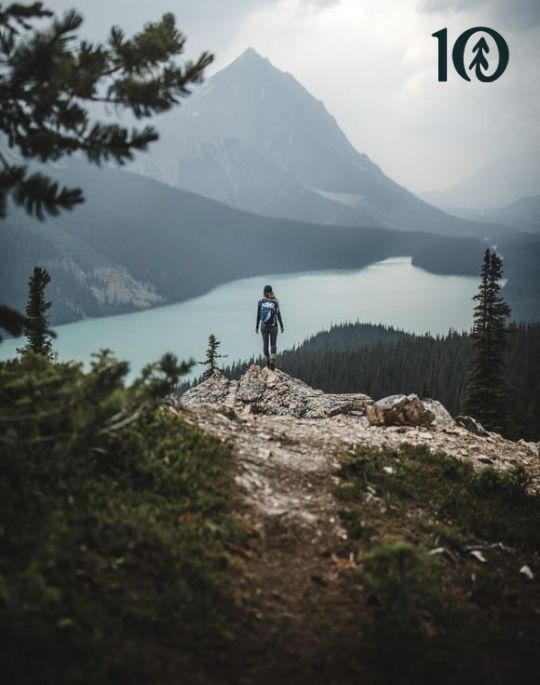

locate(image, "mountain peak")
[[239, 47, 265, 61], [226, 47, 274, 73], [132, 44, 495, 239]]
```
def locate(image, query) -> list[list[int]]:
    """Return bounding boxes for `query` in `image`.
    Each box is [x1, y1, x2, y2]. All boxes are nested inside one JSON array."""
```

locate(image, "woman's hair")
[[263, 287, 279, 307]]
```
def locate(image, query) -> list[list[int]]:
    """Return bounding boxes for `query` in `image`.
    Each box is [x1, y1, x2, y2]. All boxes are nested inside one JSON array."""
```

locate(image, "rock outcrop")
[[171, 366, 540, 525], [180, 366, 372, 419]]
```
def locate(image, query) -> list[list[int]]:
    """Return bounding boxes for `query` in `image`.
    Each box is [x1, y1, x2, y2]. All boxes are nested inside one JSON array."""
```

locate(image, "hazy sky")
[[41, 0, 540, 191]]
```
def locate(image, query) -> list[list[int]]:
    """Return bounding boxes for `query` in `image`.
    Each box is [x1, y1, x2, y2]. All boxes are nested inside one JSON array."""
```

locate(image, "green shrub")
[[336, 444, 540, 684], [0, 352, 243, 684], [361, 542, 449, 683], [337, 443, 540, 550]]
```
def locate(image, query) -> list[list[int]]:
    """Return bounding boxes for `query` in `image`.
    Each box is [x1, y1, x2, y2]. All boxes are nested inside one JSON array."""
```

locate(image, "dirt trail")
[[168, 368, 540, 682], [173, 405, 364, 682]]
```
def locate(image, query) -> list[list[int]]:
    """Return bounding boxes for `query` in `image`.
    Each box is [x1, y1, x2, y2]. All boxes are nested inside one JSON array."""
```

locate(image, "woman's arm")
[[256, 300, 261, 332]]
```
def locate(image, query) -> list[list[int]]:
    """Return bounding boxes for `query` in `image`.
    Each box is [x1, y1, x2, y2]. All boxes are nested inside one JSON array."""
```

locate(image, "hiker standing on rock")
[[256, 284, 284, 371]]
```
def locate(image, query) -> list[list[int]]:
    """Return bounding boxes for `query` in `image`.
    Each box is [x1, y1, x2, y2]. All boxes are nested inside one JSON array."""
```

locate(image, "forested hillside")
[[2, 158, 495, 326], [224, 322, 540, 441], [412, 234, 540, 322], [5, 157, 538, 327]]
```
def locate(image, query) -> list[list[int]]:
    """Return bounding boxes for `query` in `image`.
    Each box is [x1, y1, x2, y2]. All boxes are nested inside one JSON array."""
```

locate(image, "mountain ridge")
[[2, 157, 492, 326], [128, 48, 511, 240], [436, 195, 540, 234]]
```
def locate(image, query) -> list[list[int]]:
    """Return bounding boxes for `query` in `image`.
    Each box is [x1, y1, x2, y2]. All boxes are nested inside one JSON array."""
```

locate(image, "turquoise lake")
[[0, 258, 480, 380]]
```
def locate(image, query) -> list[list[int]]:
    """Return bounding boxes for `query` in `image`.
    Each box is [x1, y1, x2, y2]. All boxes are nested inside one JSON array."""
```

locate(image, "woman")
[[255, 284, 284, 370]]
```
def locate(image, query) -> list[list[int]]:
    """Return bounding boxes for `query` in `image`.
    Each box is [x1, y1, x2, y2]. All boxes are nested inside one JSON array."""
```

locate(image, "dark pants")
[[261, 323, 278, 361]]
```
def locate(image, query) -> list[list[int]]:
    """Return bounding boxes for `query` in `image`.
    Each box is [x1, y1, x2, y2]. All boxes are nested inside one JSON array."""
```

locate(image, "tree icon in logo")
[[432, 27, 510, 82], [469, 36, 490, 79]]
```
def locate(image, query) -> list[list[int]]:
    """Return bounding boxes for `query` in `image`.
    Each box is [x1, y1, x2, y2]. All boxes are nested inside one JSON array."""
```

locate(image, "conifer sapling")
[[200, 335, 228, 380], [19, 266, 54, 358]]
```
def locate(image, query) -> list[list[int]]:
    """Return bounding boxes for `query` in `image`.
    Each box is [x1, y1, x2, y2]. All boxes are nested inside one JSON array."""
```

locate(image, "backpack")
[[260, 299, 277, 326]]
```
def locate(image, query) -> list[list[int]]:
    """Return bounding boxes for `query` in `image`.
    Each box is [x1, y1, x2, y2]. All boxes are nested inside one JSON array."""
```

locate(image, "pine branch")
[[0, 6, 213, 219], [0, 303, 30, 340], [12, 170, 83, 219], [82, 123, 158, 164], [98, 402, 149, 434]]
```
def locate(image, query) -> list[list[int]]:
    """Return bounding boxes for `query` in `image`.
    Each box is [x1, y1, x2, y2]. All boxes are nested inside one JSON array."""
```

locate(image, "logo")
[[432, 27, 509, 82]]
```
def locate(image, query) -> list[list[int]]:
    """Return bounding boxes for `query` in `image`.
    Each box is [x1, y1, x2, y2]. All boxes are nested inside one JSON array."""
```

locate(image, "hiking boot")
[[266, 359, 271, 369], [269, 361, 275, 371]]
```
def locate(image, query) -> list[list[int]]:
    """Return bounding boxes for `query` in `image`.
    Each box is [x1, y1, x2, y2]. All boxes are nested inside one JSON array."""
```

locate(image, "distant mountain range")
[[441, 195, 540, 234], [128, 48, 509, 240], [419, 155, 540, 211]]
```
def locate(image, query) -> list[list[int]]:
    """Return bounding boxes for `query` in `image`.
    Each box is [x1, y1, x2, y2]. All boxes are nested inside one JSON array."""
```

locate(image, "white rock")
[[519, 565, 534, 580], [367, 394, 436, 428], [423, 398, 454, 427]]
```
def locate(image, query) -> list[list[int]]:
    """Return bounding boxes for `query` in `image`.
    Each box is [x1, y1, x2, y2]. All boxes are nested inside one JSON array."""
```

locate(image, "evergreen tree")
[[0, 2, 212, 340], [200, 334, 227, 380], [0, 2, 212, 220], [19, 266, 54, 358], [462, 249, 511, 433]]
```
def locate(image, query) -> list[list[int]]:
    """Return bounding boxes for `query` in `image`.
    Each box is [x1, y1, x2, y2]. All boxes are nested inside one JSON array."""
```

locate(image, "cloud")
[[419, 0, 540, 30], [227, 0, 540, 191], [43, 0, 341, 57], [35, 1, 540, 192]]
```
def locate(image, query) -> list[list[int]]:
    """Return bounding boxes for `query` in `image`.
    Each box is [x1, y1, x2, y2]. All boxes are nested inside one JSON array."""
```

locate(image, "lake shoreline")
[[0, 258, 479, 380]]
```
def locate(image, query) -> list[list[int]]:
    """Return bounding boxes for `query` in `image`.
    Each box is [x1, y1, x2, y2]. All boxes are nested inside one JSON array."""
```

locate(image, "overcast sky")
[[42, 0, 539, 191]]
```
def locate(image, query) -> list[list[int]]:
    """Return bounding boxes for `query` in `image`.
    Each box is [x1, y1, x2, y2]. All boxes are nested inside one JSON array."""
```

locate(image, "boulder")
[[518, 439, 539, 457], [423, 398, 454, 428], [367, 394, 435, 427], [235, 366, 373, 418], [455, 415, 490, 437]]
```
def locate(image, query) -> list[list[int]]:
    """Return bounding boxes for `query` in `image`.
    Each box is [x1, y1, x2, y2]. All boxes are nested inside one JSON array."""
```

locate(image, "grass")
[[335, 444, 540, 684]]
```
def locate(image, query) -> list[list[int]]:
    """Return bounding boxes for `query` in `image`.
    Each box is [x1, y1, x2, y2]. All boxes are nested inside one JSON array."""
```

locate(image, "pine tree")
[[0, 3, 213, 340], [199, 335, 227, 380], [0, 3, 212, 220], [19, 266, 54, 358], [462, 249, 511, 433]]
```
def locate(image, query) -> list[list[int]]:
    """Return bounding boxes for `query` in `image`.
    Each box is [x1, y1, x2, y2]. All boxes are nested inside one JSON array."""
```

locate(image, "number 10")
[[432, 28, 448, 82]]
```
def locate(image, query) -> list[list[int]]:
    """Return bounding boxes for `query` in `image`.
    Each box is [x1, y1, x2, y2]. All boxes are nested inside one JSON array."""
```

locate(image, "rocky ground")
[[171, 367, 540, 524], [165, 366, 540, 682]]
